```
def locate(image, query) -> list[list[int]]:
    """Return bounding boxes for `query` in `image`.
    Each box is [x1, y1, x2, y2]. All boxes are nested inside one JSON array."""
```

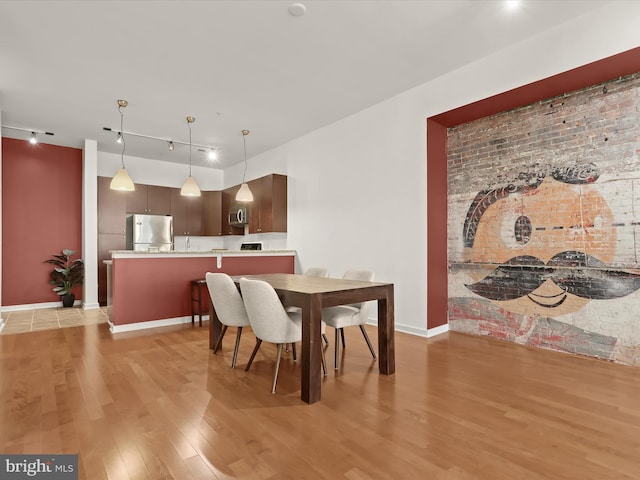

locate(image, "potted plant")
[[45, 248, 84, 307]]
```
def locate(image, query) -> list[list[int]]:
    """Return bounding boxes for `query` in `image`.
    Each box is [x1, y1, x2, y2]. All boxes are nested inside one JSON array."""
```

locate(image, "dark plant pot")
[[61, 293, 75, 308]]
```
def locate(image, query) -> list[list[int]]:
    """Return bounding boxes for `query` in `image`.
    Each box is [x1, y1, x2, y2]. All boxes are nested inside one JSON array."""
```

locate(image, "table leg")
[[301, 293, 322, 404], [377, 285, 395, 374]]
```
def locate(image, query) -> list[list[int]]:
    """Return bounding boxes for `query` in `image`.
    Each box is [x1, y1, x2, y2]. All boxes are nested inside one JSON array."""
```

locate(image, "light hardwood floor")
[[1, 321, 639, 479]]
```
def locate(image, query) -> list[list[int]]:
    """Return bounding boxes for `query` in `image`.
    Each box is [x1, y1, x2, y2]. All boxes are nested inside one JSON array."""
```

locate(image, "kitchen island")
[[107, 250, 295, 333]]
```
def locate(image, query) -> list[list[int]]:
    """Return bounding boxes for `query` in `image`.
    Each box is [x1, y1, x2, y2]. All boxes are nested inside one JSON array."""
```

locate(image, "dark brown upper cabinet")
[[126, 184, 172, 215], [248, 174, 287, 234], [170, 189, 203, 236]]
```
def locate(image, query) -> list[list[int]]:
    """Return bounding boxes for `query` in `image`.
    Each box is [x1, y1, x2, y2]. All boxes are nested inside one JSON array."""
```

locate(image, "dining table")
[[208, 273, 395, 404]]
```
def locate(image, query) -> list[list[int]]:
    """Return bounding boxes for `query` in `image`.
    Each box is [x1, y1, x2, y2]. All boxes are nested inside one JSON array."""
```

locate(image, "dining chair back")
[[304, 267, 329, 278], [205, 272, 251, 368], [240, 277, 303, 393]]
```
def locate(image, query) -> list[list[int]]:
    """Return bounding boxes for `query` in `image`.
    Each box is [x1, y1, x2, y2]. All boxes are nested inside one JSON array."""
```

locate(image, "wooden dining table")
[[208, 273, 395, 404]]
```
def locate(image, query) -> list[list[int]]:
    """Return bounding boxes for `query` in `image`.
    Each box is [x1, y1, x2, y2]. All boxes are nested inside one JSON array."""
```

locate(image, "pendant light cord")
[[188, 120, 193, 177], [242, 132, 248, 183], [119, 104, 126, 168]]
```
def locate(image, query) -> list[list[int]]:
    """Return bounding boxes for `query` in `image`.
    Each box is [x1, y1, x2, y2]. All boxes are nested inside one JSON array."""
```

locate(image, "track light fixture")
[[109, 99, 135, 191], [180, 116, 201, 197], [0, 125, 54, 144], [235, 129, 253, 202], [103, 128, 217, 155]]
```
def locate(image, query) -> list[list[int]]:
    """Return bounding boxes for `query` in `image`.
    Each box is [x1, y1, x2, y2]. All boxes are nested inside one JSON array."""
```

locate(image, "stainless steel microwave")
[[228, 205, 249, 226]]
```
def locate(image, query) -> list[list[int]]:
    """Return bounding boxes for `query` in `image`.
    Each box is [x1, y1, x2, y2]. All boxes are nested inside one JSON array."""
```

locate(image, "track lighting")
[[103, 128, 217, 154], [0, 125, 54, 144], [109, 99, 135, 191], [208, 149, 217, 160], [116, 132, 123, 144], [235, 130, 254, 202], [180, 116, 201, 197]]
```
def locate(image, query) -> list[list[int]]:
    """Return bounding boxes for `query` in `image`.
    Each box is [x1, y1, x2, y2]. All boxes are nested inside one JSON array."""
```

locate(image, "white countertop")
[[110, 250, 296, 259]]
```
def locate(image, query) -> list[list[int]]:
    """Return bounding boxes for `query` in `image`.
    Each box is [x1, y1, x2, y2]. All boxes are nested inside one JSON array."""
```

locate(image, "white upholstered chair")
[[205, 272, 251, 368], [241, 278, 327, 393], [322, 269, 376, 369]]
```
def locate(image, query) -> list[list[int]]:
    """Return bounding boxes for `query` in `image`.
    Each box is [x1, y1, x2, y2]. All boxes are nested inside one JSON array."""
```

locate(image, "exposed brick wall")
[[447, 72, 640, 366]]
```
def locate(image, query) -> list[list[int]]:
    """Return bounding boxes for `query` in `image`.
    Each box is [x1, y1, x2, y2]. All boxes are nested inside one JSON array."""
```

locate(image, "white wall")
[[232, 1, 640, 336]]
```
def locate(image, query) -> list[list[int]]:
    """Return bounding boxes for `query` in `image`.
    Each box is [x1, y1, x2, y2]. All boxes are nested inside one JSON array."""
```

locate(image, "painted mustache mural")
[[460, 163, 640, 316], [466, 251, 640, 305]]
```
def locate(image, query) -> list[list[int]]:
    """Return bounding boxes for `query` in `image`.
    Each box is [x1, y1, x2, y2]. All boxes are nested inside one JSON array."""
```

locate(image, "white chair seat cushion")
[[322, 305, 363, 329]]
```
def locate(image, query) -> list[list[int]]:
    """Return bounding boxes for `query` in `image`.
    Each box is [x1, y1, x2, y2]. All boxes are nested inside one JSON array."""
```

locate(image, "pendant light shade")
[[180, 176, 201, 197], [181, 116, 201, 197], [110, 168, 135, 191], [235, 129, 253, 202], [236, 182, 254, 202], [110, 99, 135, 191]]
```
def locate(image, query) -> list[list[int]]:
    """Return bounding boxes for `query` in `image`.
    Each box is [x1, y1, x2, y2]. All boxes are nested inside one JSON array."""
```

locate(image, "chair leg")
[[334, 328, 340, 369], [359, 324, 377, 359], [231, 327, 243, 368], [340, 328, 346, 348], [322, 333, 330, 346], [245, 338, 262, 371], [321, 345, 327, 376], [272, 344, 284, 394], [291, 342, 297, 361], [213, 325, 228, 354]]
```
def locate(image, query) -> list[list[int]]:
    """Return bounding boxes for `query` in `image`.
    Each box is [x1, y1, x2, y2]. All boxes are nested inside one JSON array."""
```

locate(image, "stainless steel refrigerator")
[[126, 214, 174, 251]]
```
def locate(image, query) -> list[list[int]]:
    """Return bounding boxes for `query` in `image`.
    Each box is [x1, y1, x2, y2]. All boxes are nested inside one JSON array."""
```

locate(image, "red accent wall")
[[111, 255, 295, 325], [2, 138, 83, 306], [425, 46, 640, 329]]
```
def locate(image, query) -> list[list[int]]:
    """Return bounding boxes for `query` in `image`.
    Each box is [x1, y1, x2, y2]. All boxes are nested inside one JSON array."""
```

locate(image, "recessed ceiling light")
[[288, 3, 306, 17], [505, 0, 521, 11]]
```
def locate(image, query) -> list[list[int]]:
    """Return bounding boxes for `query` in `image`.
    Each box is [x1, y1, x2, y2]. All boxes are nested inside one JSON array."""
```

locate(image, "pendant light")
[[110, 99, 135, 191], [235, 129, 253, 202], [180, 116, 201, 197]]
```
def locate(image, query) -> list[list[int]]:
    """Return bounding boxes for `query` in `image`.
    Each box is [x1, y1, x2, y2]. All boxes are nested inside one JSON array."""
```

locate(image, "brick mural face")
[[447, 73, 640, 365]]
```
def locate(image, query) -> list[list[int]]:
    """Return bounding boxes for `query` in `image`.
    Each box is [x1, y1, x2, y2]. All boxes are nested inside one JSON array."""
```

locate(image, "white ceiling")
[[0, 0, 611, 170]]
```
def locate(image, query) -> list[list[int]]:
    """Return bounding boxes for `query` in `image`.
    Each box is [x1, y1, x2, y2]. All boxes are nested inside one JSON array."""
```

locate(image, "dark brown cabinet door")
[[98, 176, 127, 234], [248, 174, 287, 233], [170, 189, 203, 235], [125, 184, 148, 214], [147, 185, 172, 215], [127, 184, 172, 214], [202, 191, 223, 236]]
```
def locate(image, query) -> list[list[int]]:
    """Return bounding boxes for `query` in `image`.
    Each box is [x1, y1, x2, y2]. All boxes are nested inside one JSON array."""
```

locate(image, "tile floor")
[[0, 306, 109, 335]]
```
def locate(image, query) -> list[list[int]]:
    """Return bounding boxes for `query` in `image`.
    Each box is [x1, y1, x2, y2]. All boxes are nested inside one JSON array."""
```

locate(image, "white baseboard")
[[82, 302, 101, 310], [426, 323, 449, 338], [2, 301, 62, 312], [367, 318, 449, 338], [109, 315, 210, 334], [364, 319, 448, 339]]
